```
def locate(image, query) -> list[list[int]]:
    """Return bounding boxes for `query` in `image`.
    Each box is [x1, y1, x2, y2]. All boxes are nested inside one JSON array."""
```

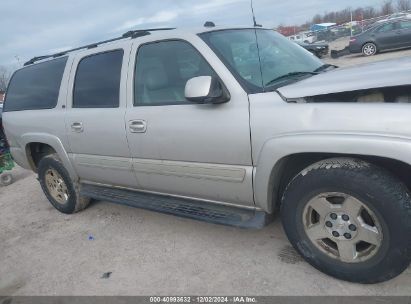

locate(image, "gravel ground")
[[1, 166, 411, 296], [1, 42, 411, 296]]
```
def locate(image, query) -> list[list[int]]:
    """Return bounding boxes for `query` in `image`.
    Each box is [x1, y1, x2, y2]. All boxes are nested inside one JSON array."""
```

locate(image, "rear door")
[[65, 44, 137, 187], [124, 36, 254, 206]]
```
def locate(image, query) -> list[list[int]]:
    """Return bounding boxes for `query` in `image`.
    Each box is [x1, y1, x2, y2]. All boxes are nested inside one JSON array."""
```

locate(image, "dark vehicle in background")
[[0, 103, 3, 124], [349, 18, 411, 56], [298, 42, 329, 58]]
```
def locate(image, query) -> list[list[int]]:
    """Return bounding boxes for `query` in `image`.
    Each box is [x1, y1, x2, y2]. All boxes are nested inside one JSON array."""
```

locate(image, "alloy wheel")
[[302, 192, 383, 263], [363, 43, 376, 56], [45, 168, 69, 205]]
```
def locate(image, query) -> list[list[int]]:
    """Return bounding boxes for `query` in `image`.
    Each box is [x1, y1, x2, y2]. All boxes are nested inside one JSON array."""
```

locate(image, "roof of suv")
[[24, 26, 263, 67]]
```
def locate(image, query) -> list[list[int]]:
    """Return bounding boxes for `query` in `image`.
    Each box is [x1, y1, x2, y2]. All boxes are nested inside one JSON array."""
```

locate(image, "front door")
[[65, 45, 137, 187], [375, 22, 402, 49], [398, 20, 411, 48], [125, 38, 254, 206]]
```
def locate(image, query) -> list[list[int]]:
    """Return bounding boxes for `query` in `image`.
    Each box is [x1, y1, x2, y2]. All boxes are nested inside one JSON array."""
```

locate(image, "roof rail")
[[24, 27, 176, 66]]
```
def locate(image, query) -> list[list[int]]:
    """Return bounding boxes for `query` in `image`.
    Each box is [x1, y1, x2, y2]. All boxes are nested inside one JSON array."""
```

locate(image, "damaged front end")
[[277, 57, 411, 104], [300, 85, 411, 104]]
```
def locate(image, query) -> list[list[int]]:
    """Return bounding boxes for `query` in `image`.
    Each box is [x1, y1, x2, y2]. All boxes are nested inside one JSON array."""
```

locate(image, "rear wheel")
[[362, 42, 377, 56], [38, 154, 90, 214], [281, 158, 411, 283]]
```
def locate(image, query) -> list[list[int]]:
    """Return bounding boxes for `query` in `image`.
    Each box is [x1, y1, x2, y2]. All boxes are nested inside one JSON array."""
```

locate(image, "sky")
[[0, 0, 381, 67]]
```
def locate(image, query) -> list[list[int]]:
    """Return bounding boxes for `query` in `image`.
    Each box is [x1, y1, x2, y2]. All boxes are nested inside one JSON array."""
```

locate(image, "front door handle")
[[71, 122, 83, 133], [129, 120, 147, 133]]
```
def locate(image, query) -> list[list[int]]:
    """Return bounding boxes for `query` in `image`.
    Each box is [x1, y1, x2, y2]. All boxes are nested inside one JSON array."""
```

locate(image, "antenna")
[[250, 0, 262, 27]]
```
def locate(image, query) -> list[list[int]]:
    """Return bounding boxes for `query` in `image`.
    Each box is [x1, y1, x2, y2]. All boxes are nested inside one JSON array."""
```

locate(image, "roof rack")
[[24, 27, 175, 66]]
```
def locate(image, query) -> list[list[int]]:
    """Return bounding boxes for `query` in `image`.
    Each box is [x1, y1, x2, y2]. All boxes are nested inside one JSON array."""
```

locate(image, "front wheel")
[[281, 158, 411, 283], [362, 42, 377, 56]]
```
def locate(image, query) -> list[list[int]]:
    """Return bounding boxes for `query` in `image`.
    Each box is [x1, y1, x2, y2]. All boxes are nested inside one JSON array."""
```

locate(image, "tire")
[[362, 42, 377, 56], [281, 157, 411, 283], [38, 154, 90, 214], [0, 173, 13, 186]]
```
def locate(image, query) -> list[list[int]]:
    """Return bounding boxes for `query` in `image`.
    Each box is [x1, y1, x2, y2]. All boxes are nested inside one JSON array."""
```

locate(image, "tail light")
[[349, 38, 356, 43]]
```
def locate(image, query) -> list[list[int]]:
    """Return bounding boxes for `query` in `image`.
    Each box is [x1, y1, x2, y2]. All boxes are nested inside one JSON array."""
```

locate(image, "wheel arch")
[[21, 133, 78, 181], [254, 133, 411, 214]]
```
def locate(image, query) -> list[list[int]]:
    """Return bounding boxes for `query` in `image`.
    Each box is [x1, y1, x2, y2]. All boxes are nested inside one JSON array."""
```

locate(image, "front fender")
[[20, 133, 78, 181], [254, 132, 411, 213]]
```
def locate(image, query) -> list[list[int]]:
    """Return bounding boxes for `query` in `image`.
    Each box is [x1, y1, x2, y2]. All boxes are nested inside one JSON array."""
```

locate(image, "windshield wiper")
[[265, 71, 318, 87], [313, 64, 338, 73]]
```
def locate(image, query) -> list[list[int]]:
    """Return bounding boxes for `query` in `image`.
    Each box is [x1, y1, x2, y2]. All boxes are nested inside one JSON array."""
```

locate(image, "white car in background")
[[288, 31, 317, 44]]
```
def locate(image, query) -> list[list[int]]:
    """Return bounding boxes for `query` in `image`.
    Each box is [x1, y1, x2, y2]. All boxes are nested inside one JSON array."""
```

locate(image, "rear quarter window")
[[3, 57, 67, 112]]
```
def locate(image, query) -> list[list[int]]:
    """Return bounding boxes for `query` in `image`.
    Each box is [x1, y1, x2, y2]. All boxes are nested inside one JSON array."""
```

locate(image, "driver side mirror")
[[185, 76, 230, 104]]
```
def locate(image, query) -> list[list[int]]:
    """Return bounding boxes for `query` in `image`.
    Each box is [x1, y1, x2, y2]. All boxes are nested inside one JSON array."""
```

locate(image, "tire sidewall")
[[38, 155, 78, 214], [281, 162, 411, 283]]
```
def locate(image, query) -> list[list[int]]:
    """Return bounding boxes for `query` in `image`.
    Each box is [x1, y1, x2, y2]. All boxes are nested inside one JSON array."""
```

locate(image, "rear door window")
[[73, 50, 123, 108], [376, 23, 395, 32], [399, 21, 411, 30], [4, 57, 67, 112]]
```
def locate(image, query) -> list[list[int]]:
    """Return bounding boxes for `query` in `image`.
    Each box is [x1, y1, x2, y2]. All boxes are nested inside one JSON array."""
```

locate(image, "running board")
[[80, 184, 269, 228]]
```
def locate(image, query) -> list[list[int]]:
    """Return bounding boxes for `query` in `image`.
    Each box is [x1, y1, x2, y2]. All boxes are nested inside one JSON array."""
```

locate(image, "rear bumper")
[[319, 46, 329, 56], [349, 44, 362, 53]]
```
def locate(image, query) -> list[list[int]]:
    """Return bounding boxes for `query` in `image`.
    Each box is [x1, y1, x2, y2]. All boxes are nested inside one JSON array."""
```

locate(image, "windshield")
[[200, 29, 323, 93]]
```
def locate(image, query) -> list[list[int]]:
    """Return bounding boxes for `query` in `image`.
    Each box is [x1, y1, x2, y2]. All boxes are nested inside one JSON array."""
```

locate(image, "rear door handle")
[[129, 120, 147, 133], [71, 122, 83, 133]]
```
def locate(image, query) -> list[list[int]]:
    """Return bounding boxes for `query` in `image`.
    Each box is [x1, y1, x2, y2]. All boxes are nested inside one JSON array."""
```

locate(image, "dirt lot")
[[1, 44, 411, 296]]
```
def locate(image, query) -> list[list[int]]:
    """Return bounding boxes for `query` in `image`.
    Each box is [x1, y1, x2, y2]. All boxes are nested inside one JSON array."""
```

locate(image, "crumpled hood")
[[277, 57, 411, 99]]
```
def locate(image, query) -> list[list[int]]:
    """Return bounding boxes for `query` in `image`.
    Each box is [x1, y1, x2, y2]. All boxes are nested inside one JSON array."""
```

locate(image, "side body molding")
[[20, 133, 78, 181], [254, 133, 411, 213]]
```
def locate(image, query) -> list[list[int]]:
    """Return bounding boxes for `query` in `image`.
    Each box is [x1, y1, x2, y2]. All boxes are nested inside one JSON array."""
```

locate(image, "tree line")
[[310, 0, 410, 25], [0, 66, 12, 92]]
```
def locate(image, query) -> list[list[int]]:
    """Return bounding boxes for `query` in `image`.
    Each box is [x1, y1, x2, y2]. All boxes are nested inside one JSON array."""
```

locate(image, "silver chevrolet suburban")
[[3, 27, 411, 283]]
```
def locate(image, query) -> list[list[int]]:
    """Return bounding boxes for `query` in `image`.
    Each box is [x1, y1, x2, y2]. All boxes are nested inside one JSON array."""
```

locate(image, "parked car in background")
[[349, 19, 411, 56], [297, 42, 329, 58], [288, 31, 317, 44], [377, 12, 411, 23]]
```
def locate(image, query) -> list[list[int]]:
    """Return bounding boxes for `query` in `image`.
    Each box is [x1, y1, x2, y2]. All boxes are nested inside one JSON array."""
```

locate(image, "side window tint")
[[73, 50, 123, 108], [377, 23, 395, 32], [4, 57, 67, 112], [400, 21, 411, 29], [134, 41, 216, 106]]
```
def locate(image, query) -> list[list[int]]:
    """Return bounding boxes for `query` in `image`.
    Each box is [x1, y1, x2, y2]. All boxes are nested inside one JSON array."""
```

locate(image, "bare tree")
[[0, 66, 12, 92], [363, 6, 378, 19], [396, 0, 411, 11], [381, 0, 395, 15], [312, 14, 322, 24]]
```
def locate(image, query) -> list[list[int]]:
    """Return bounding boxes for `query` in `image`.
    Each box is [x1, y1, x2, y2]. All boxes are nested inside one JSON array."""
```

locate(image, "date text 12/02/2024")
[[149, 297, 257, 303]]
